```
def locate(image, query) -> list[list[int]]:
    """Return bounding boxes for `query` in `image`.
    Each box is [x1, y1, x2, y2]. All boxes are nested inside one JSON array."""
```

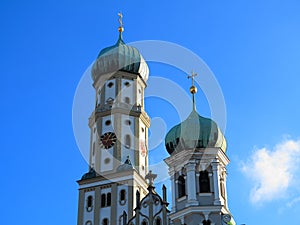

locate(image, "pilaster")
[[212, 160, 221, 205], [170, 170, 176, 212], [185, 162, 198, 206]]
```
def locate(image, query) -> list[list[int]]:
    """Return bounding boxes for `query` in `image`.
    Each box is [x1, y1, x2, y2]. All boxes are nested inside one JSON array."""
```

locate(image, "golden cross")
[[118, 12, 123, 28], [187, 71, 198, 86]]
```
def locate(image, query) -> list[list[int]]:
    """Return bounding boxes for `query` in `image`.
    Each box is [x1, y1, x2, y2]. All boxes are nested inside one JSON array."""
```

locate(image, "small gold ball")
[[118, 27, 124, 33], [190, 86, 197, 94]]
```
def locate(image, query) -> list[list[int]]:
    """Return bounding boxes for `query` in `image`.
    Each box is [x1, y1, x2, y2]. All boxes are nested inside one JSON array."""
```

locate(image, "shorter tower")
[[164, 73, 235, 225]]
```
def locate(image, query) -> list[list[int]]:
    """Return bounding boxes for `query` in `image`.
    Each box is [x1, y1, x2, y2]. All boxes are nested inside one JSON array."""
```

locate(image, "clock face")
[[100, 132, 117, 149]]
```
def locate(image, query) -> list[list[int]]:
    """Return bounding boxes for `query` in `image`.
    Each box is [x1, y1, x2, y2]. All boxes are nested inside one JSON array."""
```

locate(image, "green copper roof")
[[81, 168, 97, 180], [165, 109, 226, 155], [91, 34, 149, 82]]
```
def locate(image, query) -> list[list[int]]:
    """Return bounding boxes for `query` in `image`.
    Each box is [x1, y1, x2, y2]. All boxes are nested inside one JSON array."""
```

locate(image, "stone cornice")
[[77, 169, 148, 190], [164, 148, 230, 171], [94, 103, 150, 127], [169, 205, 230, 220], [93, 70, 147, 89]]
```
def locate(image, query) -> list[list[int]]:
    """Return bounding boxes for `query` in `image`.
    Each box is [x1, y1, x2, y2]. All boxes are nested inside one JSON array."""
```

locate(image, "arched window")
[[107, 193, 111, 206], [202, 220, 211, 225], [87, 195, 93, 208], [125, 135, 131, 149], [102, 218, 109, 225], [155, 217, 161, 225], [177, 175, 186, 198], [101, 194, 106, 208], [120, 189, 126, 201], [199, 171, 210, 193], [142, 220, 147, 225]]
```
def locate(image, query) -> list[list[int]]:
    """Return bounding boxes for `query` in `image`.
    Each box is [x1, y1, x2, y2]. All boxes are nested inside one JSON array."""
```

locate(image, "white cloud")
[[242, 138, 300, 204]]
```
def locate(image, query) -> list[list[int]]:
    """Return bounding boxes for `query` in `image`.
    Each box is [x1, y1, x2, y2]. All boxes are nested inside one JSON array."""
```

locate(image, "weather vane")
[[118, 12, 124, 33]]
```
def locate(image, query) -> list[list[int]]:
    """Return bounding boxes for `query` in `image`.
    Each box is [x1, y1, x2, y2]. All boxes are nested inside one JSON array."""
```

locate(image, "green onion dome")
[[165, 109, 226, 155], [91, 34, 149, 82]]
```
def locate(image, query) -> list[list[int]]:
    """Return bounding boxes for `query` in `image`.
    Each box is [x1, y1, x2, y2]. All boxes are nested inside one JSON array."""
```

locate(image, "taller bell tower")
[[77, 14, 150, 225]]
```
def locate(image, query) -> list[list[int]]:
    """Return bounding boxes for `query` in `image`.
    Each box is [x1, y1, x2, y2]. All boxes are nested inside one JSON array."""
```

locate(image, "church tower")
[[77, 14, 150, 225], [76, 13, 237, 225], [164, 74, 235, 225]]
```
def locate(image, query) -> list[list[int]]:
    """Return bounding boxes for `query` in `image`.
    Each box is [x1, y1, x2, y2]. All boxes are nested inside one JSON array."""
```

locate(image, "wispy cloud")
[[241, 138, 300, 205], [286, 196, 300, 208]]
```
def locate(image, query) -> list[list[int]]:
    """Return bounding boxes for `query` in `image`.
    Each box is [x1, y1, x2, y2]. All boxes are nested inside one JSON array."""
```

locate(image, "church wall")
[[196, 193, 214, 205], [77, 189, 85, 225], [209, 213, 222, 225], [90, 124, 97, 169], [184, 213, 204, 225], [100, 148, 114, 172], [99, 187, 112, 225], [104, 79, 116, 102], [120, 115, 135, 163], [136, 81, 142, 107], [121, 78, 134, 104], [83, 190, 95, 224], [176, 196, 187, 210], [102, 115, 114, 133], [116, 184, 129, 222], [138, 120, 147, 177]]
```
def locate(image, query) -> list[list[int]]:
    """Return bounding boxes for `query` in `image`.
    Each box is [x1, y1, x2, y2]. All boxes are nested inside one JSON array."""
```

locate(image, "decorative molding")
[[198, 193, 213, 197], [177, 196, 186, 202], [84, 188, 95, 193]]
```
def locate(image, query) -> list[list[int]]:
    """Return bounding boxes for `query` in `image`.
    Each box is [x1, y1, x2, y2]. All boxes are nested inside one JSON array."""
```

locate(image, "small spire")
[[162, 185, 167, 202], [118, 12, 124, 39], [187, 71, 198, 111], [145, 170, 157, 187]]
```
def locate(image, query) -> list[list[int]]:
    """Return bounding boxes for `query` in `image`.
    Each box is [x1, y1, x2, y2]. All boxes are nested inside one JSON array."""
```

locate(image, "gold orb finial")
[[190, 85, 197, 94], [118, 26, 124, 33]]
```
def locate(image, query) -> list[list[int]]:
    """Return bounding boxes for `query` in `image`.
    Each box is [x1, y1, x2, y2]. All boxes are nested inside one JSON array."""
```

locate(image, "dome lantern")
[[91, 13, 149, 83], [165, 72, 227, 155]]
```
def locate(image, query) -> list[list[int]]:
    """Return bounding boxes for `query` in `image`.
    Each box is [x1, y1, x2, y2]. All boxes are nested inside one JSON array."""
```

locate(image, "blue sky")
[[1, 1, 300, 225]]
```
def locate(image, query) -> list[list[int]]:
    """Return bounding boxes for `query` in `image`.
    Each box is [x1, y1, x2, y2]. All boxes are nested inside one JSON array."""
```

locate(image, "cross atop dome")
[[118, 12, 124, 35], [187, 71, 198, 88], [187, 71, 198, 111]]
